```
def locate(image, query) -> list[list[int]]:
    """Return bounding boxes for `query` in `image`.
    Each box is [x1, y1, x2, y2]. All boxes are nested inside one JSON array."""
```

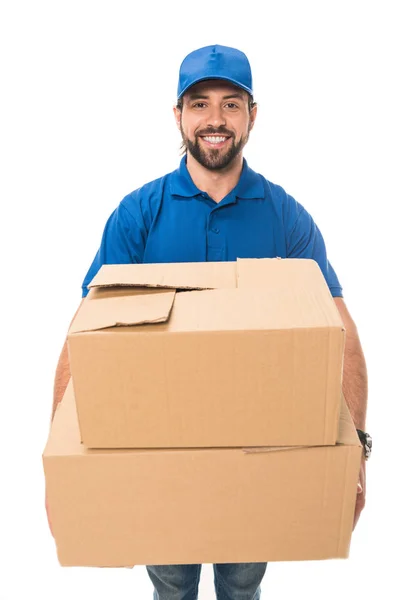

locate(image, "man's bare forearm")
[[342, 328, 368, 431], [333, 298, 368, 431]]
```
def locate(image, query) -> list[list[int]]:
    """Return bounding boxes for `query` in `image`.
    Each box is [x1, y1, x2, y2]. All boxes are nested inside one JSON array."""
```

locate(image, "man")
[[49, 44, 370, 600]]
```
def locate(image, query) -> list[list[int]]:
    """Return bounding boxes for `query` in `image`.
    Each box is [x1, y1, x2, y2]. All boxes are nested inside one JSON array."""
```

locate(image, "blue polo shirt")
[[82, 156, 343, 298]]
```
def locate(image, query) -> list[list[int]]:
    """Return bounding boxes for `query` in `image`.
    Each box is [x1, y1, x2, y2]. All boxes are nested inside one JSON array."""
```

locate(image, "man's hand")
[[45, 492, 54, 537], [353, 457, 366, 530]]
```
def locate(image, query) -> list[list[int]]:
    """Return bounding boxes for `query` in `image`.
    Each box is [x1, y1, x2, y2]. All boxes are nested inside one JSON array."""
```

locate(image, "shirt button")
[[212, 227, 220, 234]]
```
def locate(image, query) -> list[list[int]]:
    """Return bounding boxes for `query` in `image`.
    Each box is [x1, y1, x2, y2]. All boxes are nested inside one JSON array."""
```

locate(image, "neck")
[[186, 152, 243, 203]]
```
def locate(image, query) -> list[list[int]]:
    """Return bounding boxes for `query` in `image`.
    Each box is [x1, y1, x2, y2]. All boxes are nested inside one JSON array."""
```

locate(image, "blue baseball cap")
[[177, 44, 253, 100]]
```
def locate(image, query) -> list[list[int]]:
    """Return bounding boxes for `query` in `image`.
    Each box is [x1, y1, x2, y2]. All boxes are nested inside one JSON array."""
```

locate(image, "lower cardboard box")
[[43, 381, 362, 567]]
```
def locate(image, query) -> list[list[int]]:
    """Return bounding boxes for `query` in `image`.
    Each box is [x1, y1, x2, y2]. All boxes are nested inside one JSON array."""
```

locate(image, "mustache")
[[196, 127, 234, 137]]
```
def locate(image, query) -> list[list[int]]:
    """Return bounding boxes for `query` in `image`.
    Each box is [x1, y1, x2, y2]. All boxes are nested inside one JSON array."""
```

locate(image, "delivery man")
[[48, 44, 370, 600]]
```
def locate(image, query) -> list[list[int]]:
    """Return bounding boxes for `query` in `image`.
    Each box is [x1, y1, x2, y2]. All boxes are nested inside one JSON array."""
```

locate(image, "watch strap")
[[356, 429, 372, 460]]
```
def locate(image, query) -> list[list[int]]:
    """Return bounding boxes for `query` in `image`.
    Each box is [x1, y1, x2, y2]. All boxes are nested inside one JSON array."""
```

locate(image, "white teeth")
[[203, 136, 227, 144]]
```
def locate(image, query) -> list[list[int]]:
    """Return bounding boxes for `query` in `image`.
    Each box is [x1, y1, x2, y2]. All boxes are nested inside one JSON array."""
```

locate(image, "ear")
[[173, 105, 182, 131], [249, 104, 257, 129]]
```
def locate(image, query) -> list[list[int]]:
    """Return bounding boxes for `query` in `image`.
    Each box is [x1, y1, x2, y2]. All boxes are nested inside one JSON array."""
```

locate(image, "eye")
[[225, 102, 240, 110], [192, 102, 207, 109]]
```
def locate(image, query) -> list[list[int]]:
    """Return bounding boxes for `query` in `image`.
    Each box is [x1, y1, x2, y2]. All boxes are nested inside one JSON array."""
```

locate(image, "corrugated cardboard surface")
[[68, 258, 345, 448], [43, 382, 362, 567]]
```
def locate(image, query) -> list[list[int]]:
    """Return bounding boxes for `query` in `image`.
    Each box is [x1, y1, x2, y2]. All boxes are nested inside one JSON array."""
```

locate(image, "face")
[[174, 80, 257, 171]]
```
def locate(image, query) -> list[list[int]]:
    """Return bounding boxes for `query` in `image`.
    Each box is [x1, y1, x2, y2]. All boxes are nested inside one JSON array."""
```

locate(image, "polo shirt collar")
[[170, 156, 264, 200], [170, 156, 202, 198]]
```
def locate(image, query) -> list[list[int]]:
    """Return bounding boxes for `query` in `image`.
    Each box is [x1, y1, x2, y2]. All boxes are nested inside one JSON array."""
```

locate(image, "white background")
[[1, 0, 398, 598]]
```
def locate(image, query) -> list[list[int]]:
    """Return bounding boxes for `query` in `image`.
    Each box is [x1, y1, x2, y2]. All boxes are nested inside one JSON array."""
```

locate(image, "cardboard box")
[[67, 258, 345, 448], [43, 381, 362, 566]]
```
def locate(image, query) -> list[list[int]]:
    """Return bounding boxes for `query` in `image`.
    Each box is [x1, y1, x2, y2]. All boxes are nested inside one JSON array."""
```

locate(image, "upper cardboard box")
[[43, 381, 361, 567], [67, 258, 346, 448]]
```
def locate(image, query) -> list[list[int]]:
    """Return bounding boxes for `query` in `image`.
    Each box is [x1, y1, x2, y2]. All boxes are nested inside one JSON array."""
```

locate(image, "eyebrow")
[[187, 92, 245, 101]]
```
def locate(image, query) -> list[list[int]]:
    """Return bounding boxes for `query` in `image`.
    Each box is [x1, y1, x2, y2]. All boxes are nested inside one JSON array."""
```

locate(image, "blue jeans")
[[146, 562, 267, 600]]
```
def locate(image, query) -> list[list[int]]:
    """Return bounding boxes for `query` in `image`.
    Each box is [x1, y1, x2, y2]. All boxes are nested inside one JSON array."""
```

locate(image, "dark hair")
[[176, 94, 257, 154]]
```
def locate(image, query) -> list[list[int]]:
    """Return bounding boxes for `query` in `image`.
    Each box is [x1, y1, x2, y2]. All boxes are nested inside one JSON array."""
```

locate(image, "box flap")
[[69, 289, 176, 334], [88, 262, 237, 290], [138, 286, 344, 333]]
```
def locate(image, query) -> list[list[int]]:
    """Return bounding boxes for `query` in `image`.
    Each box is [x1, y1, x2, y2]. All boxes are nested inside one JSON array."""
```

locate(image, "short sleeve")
[[285, 196, 343, 298], [81, 199, 147, 297]]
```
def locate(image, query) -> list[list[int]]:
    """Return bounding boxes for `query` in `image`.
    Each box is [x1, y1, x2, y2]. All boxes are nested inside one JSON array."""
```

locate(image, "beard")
[[180, 123, 250, 171]]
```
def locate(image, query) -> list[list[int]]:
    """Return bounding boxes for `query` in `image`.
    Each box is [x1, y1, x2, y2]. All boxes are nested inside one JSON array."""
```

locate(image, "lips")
[[199, 134, 231, 148]]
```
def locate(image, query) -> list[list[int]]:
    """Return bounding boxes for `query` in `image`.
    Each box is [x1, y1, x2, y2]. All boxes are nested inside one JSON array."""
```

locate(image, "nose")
[[207, 104, 226, 128]]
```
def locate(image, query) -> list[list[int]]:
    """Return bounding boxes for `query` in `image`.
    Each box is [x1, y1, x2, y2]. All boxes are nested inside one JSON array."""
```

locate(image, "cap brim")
[[178, 76, 253, 99]]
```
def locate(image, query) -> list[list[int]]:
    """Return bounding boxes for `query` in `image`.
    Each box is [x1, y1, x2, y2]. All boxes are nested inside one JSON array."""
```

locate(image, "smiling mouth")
[[199, 135, 231, 148]]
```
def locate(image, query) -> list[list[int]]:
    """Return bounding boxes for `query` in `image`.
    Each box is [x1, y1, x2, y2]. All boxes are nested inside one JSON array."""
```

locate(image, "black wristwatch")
[[356, 429, 372, 460]]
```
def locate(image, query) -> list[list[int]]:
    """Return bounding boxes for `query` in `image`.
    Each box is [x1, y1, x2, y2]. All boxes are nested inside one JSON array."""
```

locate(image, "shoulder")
[[118, 169, 173, 225], [263, 178, 289, 200], [253, 170, 298, 209], [254, 170, 305, 226], [121, 173, 168, 209]]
